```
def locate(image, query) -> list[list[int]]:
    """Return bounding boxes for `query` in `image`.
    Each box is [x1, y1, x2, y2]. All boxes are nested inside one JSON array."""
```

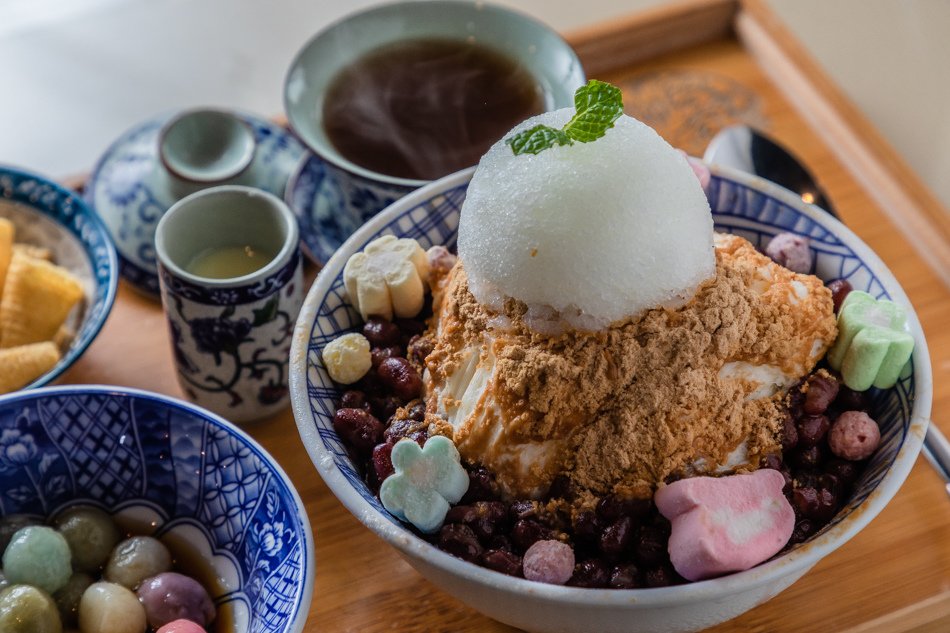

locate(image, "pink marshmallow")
[[654, 469, 794, 581], [156, 620, 206, 633]]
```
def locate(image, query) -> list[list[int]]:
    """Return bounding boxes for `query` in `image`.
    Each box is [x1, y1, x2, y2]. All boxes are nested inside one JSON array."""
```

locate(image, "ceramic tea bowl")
[[283, 0, 585, 245]]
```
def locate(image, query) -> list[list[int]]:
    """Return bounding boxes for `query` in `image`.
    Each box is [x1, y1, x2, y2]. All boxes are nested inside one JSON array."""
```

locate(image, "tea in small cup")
[[155, 185, 303, 422]]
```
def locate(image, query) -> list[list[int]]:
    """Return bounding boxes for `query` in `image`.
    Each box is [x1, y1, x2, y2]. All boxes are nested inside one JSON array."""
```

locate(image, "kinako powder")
[[420, 234, 837, 512]]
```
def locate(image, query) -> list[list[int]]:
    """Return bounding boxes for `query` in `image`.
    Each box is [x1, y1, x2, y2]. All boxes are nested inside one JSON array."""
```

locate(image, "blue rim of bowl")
[[283, 151, 350, 266], [0, 383, 317, 632], [0, 164, 119, 389], [289, 162, 933, 608]]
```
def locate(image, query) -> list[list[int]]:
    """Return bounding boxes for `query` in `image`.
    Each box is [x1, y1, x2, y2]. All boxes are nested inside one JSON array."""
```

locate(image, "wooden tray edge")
[[564, 0, 739, 77], [737, 0, 950, 288]]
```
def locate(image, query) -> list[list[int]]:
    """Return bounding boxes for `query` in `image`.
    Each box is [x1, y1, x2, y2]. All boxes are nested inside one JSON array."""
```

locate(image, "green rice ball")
[[2, 526, 73, 594]]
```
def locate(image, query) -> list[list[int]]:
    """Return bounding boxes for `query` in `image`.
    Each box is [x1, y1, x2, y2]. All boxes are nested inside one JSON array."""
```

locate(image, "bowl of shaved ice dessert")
[[289, 81, 931, 633], [0, 385, 314, 633]]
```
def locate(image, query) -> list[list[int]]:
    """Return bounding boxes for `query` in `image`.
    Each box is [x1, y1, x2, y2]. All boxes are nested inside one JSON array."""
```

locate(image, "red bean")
[[789, 519, 815, 544], [369, 395, 401, 422], [460, 467, 499, 504], [791, 445, 824, 470], [633, 526, 667, 567], [362, 317, 402, 348], [371, 442, 395, 482], [340, 389, 371, 411], [511, 519, 551, 552], [804, 374, 839, 414], [509, 500, 538, 522], [596, 495, 651, 521], [332, 408, 384, 455], [480, 549, 522, 576], [407, 334, 434, 366], [572, 510, 604, 547], [644, 564, 677, 588], [827, 279, 853, 313], [797, 414, 831, 448], [445, 502, 508, 542], [600, 516, 634, 558], [377, 357, 423, 400], [568, 559, 609, 588], [782, 414, 799, 451], [609, 563, 642, 589], [438, 524, 483, 563]]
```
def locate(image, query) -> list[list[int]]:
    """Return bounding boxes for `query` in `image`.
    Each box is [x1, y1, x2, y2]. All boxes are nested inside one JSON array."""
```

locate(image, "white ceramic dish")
[[289, 164, 931, 633]]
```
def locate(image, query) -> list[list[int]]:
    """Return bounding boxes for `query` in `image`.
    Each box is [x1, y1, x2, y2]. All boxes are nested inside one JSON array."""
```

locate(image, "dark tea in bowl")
[[323, 37, 546, 181], [283, 0, 585, 240]]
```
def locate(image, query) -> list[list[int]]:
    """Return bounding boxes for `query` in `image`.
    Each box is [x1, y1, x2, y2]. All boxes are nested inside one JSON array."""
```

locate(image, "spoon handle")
[[922, 423, 950, 485]]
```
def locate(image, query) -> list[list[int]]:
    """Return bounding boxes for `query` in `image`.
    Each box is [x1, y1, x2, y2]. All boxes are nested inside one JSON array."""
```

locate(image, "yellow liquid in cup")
[[185, 245, 275, 279]]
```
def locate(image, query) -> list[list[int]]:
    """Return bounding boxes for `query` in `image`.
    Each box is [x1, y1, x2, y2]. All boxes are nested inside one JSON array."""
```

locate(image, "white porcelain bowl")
[[289, 164, 931, 633]]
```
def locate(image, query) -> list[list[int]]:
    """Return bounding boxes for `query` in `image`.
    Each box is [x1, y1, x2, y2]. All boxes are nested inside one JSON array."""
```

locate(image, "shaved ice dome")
[[457, 108, 715, 331]]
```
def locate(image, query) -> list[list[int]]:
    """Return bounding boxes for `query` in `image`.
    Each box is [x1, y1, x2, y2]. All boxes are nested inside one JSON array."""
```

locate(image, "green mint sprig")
[[505, 79, 623, 155]]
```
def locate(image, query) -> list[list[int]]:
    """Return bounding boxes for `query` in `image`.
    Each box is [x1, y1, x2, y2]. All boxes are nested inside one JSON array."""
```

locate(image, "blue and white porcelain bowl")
[[0, 385, 314, 633], [288, 164, 931, 633], [0, 165, 118, 390]]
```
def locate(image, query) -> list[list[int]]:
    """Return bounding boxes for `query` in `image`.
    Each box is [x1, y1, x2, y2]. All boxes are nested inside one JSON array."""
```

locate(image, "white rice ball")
[[457, 109, 715, 331]]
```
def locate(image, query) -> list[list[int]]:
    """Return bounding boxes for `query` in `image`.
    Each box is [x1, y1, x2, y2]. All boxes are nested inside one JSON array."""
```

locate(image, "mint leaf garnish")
[[505, 124, 571, 155], [505, 80, 624, 155], [563, 80, 623, 142]]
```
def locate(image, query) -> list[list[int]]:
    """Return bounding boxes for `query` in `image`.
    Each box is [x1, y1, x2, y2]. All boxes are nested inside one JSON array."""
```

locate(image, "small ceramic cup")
[[155, 185, 303, 423], [155, 108, 262, 204], [283, 0, 585, 236]]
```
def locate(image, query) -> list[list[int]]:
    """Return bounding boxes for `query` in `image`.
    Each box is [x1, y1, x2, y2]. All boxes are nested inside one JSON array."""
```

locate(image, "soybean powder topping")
[[424, 234, 837, 509]]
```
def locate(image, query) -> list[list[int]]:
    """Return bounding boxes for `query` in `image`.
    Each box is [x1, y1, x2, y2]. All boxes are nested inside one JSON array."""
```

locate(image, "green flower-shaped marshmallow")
[[380, 435, 470, 534], [827, 290, 914, 391]]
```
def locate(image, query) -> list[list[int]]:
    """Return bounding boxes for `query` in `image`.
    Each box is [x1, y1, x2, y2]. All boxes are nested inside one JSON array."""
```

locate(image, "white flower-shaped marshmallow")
[[343, 235, 429, 321], [379, 435, 469, 534]]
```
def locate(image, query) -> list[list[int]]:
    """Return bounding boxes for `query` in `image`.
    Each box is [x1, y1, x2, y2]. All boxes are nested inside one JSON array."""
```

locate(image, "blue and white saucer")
[[84, 112, 307, 297], [284, 153, 344, 266]]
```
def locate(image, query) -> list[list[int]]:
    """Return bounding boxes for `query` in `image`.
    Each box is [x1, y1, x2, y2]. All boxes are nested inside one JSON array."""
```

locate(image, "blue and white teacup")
[[283, 0, 585, 234], [155, 185, 303, 423]]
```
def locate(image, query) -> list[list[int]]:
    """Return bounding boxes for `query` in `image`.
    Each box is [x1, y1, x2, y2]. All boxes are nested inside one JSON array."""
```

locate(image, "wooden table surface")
[[60, 26, 950, 633]]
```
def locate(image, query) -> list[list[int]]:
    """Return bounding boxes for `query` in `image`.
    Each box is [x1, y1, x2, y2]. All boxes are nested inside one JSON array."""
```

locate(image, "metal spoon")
[[705, 124, 837, 217], [705, 124, 950, 493]]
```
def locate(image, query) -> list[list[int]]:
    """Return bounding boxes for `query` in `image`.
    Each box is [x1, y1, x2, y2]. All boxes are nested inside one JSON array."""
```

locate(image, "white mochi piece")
[[457, 109, 716, 330]]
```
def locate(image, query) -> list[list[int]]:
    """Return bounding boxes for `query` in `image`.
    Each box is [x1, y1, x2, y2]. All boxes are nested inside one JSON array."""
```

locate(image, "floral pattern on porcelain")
[[0, 386, 313, 633], [286, 154, 415, 264], [160, 255, 303, 422], [84, 113, 306, 297]]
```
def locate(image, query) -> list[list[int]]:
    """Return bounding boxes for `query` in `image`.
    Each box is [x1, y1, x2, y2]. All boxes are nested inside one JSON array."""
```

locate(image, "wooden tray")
[[63, 0, 950, 630]]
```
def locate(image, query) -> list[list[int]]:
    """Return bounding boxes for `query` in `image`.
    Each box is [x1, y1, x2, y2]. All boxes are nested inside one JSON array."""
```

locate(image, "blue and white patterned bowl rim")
[[0, 164, 118, 389], [0, 384, 315, 632], [290, 163, 932, 606]]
